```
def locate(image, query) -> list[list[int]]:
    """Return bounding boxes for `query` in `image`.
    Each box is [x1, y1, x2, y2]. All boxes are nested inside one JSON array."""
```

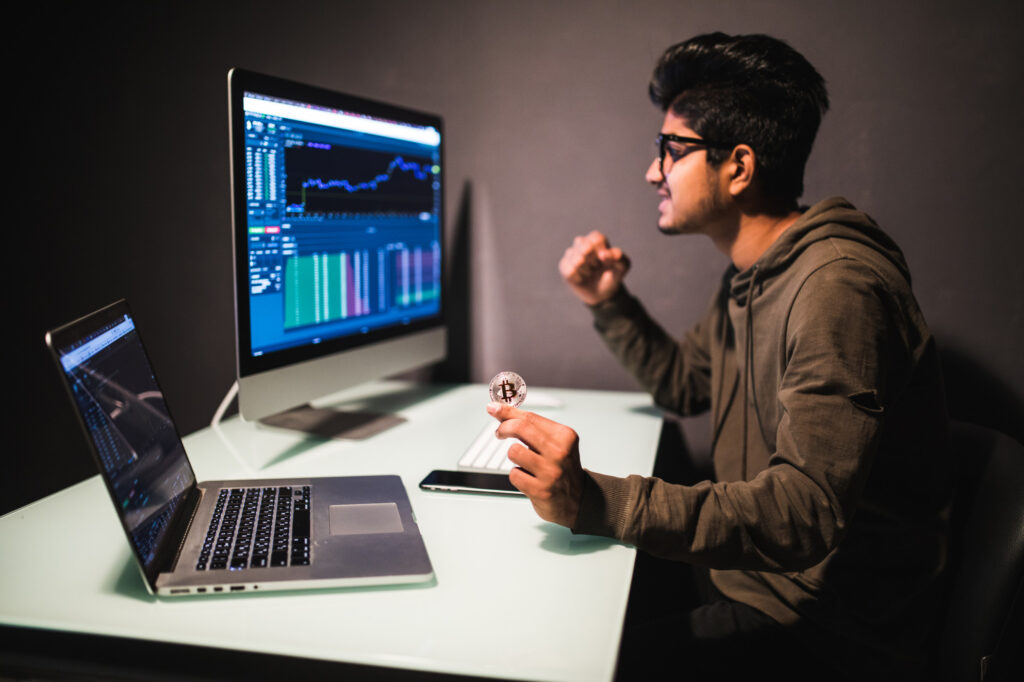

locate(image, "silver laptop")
[[45, 299, 434, 597]]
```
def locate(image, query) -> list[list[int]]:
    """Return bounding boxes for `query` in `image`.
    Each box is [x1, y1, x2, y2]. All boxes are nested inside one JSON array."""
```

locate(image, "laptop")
[[45, 299, 434, 597]]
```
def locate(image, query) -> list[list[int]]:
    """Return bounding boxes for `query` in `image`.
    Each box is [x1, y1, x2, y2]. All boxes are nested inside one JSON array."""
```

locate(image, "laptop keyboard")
[[196, 485, 311, 571]]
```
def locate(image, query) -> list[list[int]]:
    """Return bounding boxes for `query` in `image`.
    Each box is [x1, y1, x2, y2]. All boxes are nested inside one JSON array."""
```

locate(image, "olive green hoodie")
[[576, 197, 952, 676]]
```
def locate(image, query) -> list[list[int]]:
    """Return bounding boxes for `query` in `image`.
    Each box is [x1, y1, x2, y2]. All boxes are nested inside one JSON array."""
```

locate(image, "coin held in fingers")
[[489, 371, 527, 408]]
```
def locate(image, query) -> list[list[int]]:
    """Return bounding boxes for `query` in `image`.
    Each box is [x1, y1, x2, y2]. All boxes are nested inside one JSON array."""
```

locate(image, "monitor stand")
[[211, 381, 406, 441], [258, 404, 405, 440]]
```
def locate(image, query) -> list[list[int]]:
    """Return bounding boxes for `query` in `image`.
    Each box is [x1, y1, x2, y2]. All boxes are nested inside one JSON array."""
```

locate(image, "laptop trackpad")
[[329, 503, 404, 536]]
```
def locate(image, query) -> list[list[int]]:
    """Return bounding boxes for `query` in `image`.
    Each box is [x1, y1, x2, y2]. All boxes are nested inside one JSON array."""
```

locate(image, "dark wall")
[[9, 1, 1023, 516]]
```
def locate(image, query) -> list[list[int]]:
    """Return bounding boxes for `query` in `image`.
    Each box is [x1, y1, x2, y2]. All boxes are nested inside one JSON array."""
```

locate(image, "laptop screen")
[[52, 305, 196, 572]]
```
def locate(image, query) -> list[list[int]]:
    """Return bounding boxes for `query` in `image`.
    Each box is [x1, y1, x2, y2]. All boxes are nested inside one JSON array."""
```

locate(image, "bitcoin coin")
[[489, 371, 527, 408]]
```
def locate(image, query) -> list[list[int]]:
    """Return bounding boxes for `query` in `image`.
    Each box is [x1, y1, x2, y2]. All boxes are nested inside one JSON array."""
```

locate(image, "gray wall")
[[9, 0, 1023, 516]]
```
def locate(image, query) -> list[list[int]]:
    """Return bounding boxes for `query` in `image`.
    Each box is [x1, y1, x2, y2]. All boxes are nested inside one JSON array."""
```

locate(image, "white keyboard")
[[457, 423, 521, 472]]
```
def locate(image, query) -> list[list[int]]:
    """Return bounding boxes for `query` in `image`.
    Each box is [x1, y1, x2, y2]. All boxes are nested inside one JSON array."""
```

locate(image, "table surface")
[[0, 381, 663, 681]]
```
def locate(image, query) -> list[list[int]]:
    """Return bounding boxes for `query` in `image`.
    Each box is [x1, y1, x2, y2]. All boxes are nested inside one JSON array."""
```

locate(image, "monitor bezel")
[[227, 68, 447, 382]]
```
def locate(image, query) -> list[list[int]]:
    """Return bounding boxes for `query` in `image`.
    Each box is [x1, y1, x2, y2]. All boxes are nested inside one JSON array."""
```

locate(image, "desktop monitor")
[[227, 68, 446, 431]]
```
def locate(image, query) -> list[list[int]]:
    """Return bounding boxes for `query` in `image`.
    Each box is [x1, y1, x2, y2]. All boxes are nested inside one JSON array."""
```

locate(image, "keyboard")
[[196, 485, 311, 571], [457, 423, 522, 472]]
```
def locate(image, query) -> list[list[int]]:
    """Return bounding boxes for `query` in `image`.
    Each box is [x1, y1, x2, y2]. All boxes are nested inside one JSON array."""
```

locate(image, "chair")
[[932, 421, 1024, 681]]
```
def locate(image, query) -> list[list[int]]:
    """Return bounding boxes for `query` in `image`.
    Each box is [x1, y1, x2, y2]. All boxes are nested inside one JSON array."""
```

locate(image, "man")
[[487, 33, 953, 681]]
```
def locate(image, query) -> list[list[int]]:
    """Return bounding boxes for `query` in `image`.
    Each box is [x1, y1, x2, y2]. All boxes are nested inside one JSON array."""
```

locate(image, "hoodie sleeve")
[[589, 285, 716, 417], [576, 260, 897, 571]]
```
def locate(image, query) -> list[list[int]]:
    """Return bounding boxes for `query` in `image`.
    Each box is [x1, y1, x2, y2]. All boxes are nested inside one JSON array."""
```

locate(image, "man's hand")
[[487, 402, 585, 528], [558, 230, 631, 306]]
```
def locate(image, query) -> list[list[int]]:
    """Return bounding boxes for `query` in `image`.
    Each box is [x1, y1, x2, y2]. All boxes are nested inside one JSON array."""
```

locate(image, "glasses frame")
[[656, 133, 734, 176]]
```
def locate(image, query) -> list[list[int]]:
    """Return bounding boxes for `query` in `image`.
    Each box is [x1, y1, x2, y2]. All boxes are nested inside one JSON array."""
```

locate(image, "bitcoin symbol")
[[489, 371, 527, 408], [499, 380, 516, 402]]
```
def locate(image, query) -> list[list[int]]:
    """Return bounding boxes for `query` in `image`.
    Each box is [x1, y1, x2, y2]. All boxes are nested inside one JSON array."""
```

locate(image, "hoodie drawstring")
[[741, 265, 760, 480]]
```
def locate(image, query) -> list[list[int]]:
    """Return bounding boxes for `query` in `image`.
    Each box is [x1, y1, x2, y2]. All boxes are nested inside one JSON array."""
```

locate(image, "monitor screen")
[[228, 69, 446, 422]]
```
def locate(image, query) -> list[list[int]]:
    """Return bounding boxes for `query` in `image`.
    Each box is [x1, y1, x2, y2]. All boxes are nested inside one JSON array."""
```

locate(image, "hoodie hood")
[[728, 197, 911, 303], [716, 196, 914, 480]]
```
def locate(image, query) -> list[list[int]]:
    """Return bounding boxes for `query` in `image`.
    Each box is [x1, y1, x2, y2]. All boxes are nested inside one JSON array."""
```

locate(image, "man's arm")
[[502, 261, 899, 572], [590, 286, 717, 417], [560, 230, 716, 416]]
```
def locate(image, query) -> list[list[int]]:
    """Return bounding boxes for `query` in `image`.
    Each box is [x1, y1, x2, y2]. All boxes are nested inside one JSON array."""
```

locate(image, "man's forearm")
[[589, 287, 713, 416]]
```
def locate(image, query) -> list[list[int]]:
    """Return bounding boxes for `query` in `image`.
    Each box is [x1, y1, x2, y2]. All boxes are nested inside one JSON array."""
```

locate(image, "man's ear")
[[726, 144, 756, 197]]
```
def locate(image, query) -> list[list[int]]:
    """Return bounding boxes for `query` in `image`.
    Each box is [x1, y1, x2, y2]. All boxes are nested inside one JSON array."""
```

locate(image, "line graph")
[[285, 145, 435, 216], [302, 155, 430, 195]]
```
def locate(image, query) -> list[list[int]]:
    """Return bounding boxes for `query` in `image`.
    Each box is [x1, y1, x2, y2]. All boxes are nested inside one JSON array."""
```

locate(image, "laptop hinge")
[[163, 485, 205, 574]]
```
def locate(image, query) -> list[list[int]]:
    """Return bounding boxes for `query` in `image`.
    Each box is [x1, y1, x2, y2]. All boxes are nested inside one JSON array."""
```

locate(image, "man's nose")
[[645, 157, 664, 185]]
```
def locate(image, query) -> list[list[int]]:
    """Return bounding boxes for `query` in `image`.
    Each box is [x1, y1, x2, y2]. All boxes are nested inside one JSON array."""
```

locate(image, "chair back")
[[936, 421, 1024, 681]]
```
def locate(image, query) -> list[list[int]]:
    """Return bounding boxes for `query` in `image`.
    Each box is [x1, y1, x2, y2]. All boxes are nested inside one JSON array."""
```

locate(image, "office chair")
[[932, 421, 1024, 682]]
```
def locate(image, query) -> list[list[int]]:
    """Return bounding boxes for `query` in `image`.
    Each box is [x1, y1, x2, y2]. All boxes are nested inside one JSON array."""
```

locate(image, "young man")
[[487, 33, 953, 680]]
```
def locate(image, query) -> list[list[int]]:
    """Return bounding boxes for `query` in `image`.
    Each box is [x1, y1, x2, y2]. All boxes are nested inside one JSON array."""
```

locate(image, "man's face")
[[645, 111, 729, 235]]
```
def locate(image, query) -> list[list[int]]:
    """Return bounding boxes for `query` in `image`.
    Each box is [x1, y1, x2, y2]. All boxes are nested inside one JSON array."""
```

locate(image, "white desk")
[[0, 382, 662, 681]]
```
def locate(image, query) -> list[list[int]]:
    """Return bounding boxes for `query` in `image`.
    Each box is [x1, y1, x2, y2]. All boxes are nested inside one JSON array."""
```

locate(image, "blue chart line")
[[288, 156, 431, 212]]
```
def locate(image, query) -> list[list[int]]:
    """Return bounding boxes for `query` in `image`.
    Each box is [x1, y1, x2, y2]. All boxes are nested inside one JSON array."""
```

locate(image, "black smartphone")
[[419, 470, 524, 496]]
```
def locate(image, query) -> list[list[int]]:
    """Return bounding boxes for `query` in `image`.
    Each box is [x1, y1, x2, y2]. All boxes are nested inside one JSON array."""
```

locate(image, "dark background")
[[8, 0, 1023, 517]]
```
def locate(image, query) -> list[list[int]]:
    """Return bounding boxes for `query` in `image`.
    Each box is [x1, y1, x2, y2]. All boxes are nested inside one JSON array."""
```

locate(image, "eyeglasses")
[[655, 133, 733, 176]]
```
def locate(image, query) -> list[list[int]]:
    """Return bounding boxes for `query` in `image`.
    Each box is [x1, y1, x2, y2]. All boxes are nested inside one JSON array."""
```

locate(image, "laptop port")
[[230, 585, 245, 592], [170, 588, 190, 595]]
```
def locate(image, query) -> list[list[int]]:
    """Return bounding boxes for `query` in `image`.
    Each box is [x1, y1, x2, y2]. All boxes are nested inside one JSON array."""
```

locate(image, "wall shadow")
[[939, 341, 1024, 445], [430, 180, 473, 384]]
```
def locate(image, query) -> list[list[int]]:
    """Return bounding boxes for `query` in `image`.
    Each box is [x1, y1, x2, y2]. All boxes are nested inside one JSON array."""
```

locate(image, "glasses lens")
[[657, 134, 715, 175], [658, 135, 686, 174]]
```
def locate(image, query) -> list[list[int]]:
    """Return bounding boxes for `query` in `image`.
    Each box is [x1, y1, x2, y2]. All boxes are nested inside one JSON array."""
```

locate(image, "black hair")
[[649, 33, 829, 203]]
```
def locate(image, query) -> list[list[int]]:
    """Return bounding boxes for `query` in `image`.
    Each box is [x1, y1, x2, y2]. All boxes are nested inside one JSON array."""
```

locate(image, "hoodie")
[[576, 197, 953, 677]]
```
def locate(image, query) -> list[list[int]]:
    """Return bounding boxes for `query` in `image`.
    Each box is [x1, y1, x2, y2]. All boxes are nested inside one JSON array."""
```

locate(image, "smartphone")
[[419, 470, 524, 496]]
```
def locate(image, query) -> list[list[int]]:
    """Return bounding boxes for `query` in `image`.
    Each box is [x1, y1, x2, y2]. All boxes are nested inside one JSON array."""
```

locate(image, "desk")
[[0, 382, 662, 681]]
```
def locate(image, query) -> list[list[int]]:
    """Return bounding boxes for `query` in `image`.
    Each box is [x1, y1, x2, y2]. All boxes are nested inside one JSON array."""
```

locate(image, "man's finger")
[[486, 401, 528, 422], [559, 250, 595, 283], [598, 246, 626, 265], [487, 403, 572, 460], [506, 442, 545, 477], [487, 404, 538, 442], [488, 405, 565, 454], [584, 230, 610, 249], [509, 466, 543, 497]]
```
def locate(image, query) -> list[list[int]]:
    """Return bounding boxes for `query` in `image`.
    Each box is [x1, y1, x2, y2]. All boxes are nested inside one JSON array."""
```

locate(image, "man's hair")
[[649, 33, 829, 203]]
